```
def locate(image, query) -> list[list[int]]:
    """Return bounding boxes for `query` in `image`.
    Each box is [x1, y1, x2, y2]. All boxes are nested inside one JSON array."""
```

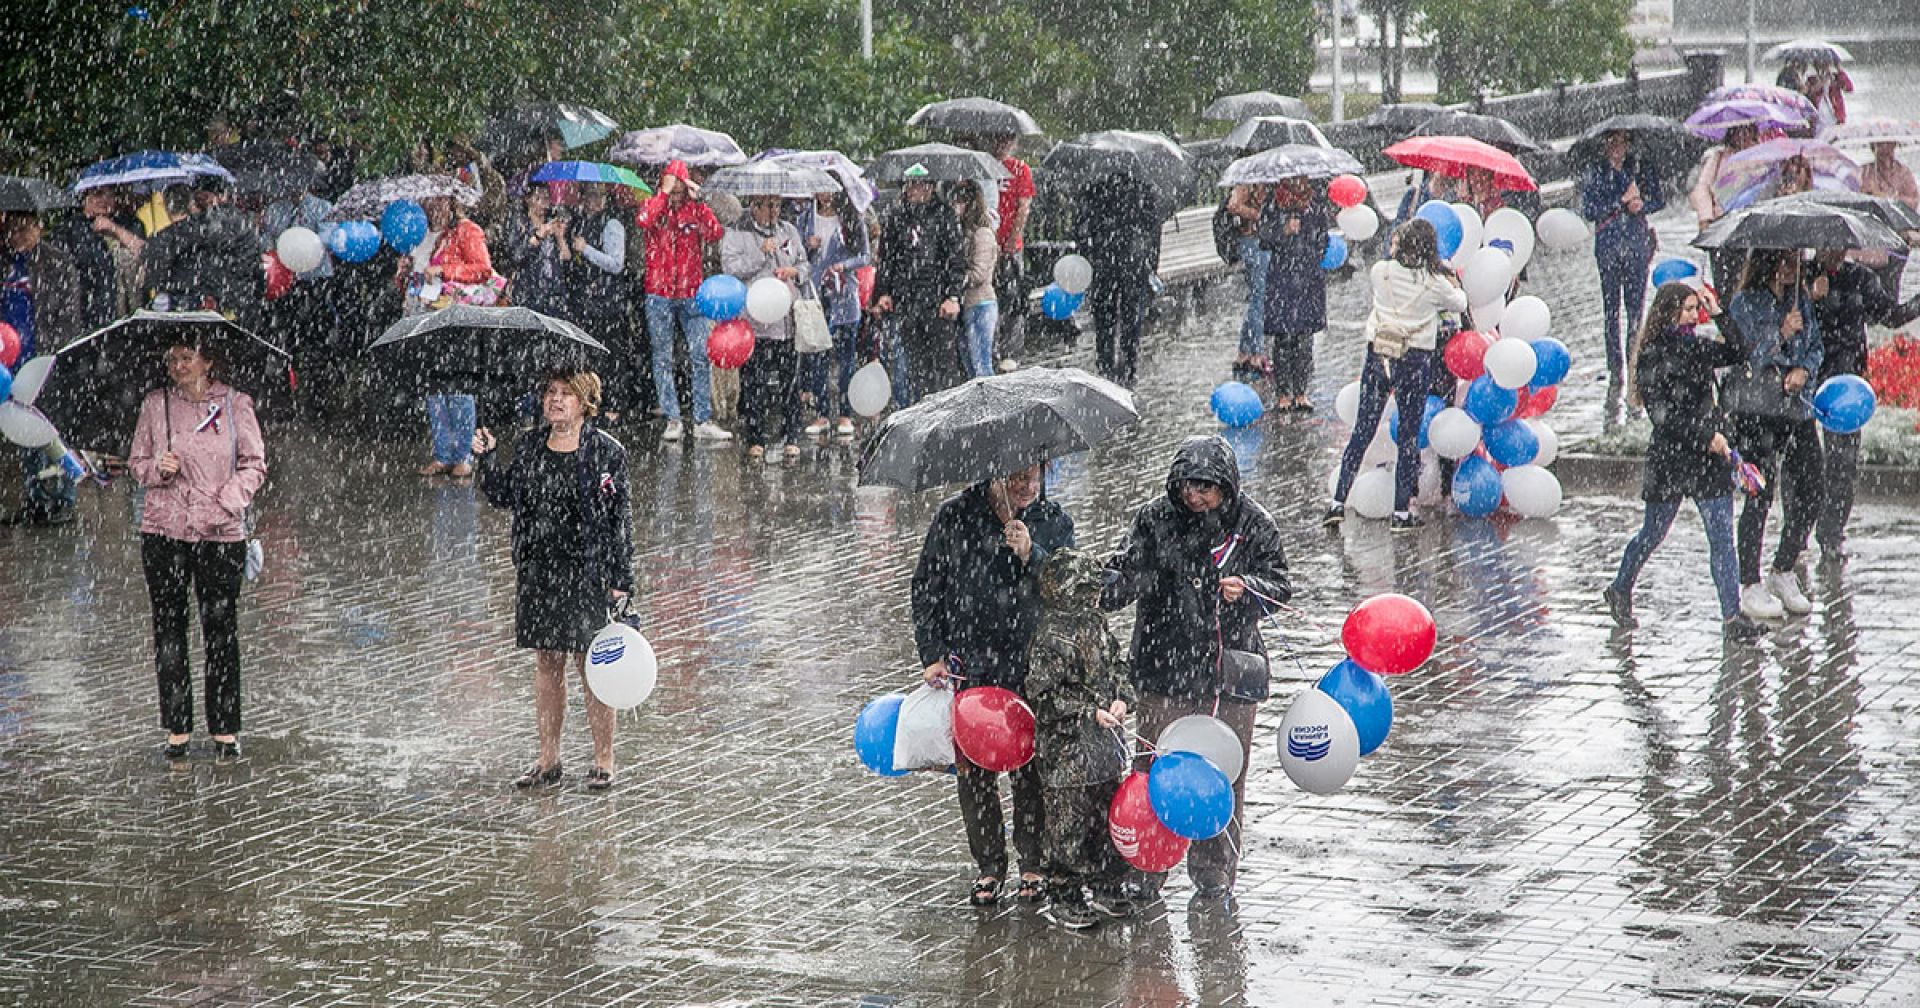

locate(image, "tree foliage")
[[1418, 0, 1634, 104]]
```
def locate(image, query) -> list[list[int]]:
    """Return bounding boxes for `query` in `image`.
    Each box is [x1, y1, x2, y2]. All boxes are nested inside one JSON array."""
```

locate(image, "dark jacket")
[[1811, 261, 1893, 382], [9, 241, 82, 356], [873, 196, 965, 310], [567, 207, 627, 320], [1072, 175, 1162, 283], [140, 204, 263, 325], [1579, 156, 1665, 264], [911, 481, 1075, 691], [50, 212, 140, 330], [1636, 322, 1743, 502], [1729, 283, 1823, 421], [1257, 195, 1332, 335], [1102, 435, 1292, 701], [1026, 549, 1136, 788], [496, 212, 571, 319], [479, 423, 636, 596]]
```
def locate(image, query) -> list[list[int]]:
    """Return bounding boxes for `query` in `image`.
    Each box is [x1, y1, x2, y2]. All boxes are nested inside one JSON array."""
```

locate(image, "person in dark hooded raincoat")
[[1102, 435, 1292, 907], [1257, 176, 1332, 411], [1072, 172, 1162, 387]]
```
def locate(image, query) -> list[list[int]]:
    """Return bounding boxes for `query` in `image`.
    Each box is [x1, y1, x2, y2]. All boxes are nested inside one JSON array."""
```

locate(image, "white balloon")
[[745, 276, 794, 324], [0, 402, 57, 448], [8, 355, 54, 406], [1158, 714, 1245, 783], [1524, 419, 1559, 467], [847, 361, 892, 417], [1336, 204, 1380, 242], [584, 622, 658, 710], [1484, 337, 1539, 390], [1335, 380, 1363, 427], [1461, 246, 1513, 307], [1471, 296, 1507, 331], [1277, 689, 1362, 796], [1536, 207, 1589, 250], [1428, 407, 1482, 459], [1053, 254, 1094, 295], [1348, 468, 1396, 519], [1449, 203, 1484, 258], [1483, 206, 1535, 270], [1362, 428, 1397, 467], [1501, 465, 1564, 519], [1415, 446, 1444, 504], [275, 227, 326, 273], [1500, 295, 1552, 342]]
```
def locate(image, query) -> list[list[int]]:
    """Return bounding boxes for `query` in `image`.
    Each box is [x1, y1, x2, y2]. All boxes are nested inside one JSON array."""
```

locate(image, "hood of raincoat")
[[1161, 434, 1241, 510], [1038, 547, 1106, 613]]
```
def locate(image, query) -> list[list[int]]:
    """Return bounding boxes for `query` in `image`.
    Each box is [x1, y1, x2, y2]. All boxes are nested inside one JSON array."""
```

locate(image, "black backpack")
[[1211, 197, 1242, 266]]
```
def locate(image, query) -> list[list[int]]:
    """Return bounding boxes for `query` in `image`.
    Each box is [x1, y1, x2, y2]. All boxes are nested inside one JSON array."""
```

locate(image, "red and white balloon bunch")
[[1277, 593, 1436, 796]]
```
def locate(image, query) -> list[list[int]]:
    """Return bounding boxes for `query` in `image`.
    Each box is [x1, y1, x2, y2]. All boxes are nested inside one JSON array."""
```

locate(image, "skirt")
[[515, 566, 608, 653]]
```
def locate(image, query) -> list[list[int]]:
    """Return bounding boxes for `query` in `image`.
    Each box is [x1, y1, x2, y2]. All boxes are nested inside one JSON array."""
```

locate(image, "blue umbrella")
[[75, 151, 232, 192]]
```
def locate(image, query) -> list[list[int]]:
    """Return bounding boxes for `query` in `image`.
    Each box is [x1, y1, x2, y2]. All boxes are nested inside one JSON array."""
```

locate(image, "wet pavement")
[[7, 89, 1920, 1006]]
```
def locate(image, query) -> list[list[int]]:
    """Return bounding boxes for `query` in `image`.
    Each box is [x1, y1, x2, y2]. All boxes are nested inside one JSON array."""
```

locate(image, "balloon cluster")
[[1328, 174, 1379, 244], [1278, 593, 1435, 796], [854, 685, 1035, 777], [0, 347, 86, 480], [1106, 712, 1248, 871], [1039, 254, 1092, 320]]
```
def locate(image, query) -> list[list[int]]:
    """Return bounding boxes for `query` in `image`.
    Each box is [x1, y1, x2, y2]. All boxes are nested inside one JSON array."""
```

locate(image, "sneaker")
[[997, 358, 1020, 374], [661, 420, 685, 442], [1740, 583, 1785, 621], [1603, 585, 1635, 627], [1766, 570, 1811, 615], [803, 417, 831, 436], [1322, 505, 1344, 529], [1088, 890, 1136, 919], [1389, 513, 1424, 532], [1041, 899, 1100, 930], [834, 417, 856, 437], [692, 421, 733, 441], [1723, 615, 1766, 641]]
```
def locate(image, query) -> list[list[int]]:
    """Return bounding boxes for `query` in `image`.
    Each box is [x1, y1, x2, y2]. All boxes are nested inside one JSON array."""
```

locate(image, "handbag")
[[1719, 362, 1798, 419], [792, 289, 833, 353], [1364, 276, 1430, 361], [1218, 648, 1271, 704]]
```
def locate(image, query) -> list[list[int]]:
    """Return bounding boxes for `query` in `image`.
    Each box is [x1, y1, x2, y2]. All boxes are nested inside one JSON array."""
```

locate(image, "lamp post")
[[862, 0, 873, 61], [1330, 1, 1345, 121]]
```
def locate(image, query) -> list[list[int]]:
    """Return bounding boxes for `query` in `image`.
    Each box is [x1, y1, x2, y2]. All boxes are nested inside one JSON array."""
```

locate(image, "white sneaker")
[[1740, 583, 1786, 621], [803, 418, 831, 436], [997, 358, 1020, 374], [1766, 570, 1811, 614], [692, 421, 734, 441], [834, 417, 856, 437], [661, 420, 684, 442]]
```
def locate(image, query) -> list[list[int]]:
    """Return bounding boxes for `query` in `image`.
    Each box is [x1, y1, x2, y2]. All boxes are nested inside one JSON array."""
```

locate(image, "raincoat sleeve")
[[214, 393, 267, 516], [910, 508, 957, 668], [1788, 293, 1823, 376], [1022, 629, 1081, 734], [1640, 338, 1722, 455], [634, 192, 672, 233], [1100, 507, 1153, 612], [1233, 507, 1292, 612], [127, 391, 170, 488]]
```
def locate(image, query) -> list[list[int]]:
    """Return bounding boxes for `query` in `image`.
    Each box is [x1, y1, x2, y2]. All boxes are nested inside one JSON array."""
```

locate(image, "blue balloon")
[[1415, 200, 1464, 259], [1529, 337, 1571, 389], [1650, 258, 1699, 288], [854, 695, 908, 777], [1386, 394, 1446, 448], [1147, 750, 1234, 840], [1812, 374, 1876, 434], [0, 362, 11, 403], [1317, 659, 1393, 756], [328, 221, 382, 263], [1453, 454, 1503, 517], [695, 274, 748, 321], [1221, 424, 1264, 476], [1463, 374, 1518, 426], [1483, 418, 1540, 467], [1210, 381, 1265, 428], [380, 199, 429, 251], [1320, 233, 1349, 270], [1040, 284, 1085, 321]]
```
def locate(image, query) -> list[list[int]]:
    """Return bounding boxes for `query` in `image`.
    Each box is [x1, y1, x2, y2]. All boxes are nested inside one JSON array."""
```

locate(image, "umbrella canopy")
[[1040, 131, 1193, 213], [1358, 102, 1446, 132], [857, 367, 1137, 491], [1711, 138, 1861, 212], [0, 176, 73, 213], [1384, 136, 1537, 191], [1822, 116, 1920, 148], [1203, 91, 1312, 123], [747, 150, 877, 212], [1565, 114, 1703, 180], [1693, 201, 1903, 252], [1685, 85, 1815, 139], [702, 162, 840, 199], [906, 97, 1042, 137], [1218, 145, 1364, 187], [368, 305, 607, 426], [477, 102, 620, 166], [327, 174, 481, 221], [1764, 39, 1852, 65], [868, 143, 1011, 185], [607, 125, 747, 168], [217, 140, 321, 199], [528, 160, 653, 193], [1408, 110, 1542, 154], [75, 151, 231, 193], [1756, 189, 1920, 233], [35, 311, 291, 454], [1222, 116, 1333, 154]]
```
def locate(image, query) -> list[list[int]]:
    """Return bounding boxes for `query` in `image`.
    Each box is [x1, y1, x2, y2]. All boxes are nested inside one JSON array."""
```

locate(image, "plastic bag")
[[892, 683, 955, 772]]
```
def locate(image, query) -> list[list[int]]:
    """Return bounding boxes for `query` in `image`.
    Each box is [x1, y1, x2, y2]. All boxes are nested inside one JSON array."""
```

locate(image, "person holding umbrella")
[[404, 194, 496, 477], [1580, 130, 1667, 386], [127, 336, 267, 760], [473, 370, 633, 791], [564, 183, 630, 420], [1860, 142, 1918, 209], [952, 180, 1001, 378], [873, 164, 967, 403], [1256, 176, 1332, 411], [1073, 172, 1163, 388], [797, 187, 869, 437], [1690, 124, 1760, 294], [988, 133, 1036, 372], [720, 192, 808, 459]]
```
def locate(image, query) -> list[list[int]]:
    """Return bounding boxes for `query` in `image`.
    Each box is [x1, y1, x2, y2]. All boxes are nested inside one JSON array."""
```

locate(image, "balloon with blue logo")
[[582, 620, 658, 710], [1482, 418, 1540, 467], [1528, 337, 1571, 389], [380, 199, 429, 252], [328, 220, 382, 263], [1415, 200, 1464, 258], [1277, 688, 1362, 795], [1650, 258, 1699, 288], [1463, 374, 1518, 425], [695, 274, 748, 321], [1316, 659, 1393, 756], [1147, 750, 1235, 840], [1320, 233, 1349, 270], [1040, 283, 1084, 321], [854, 694, 910, 777], [1452, 453, 1503, 517], [1209, 381, 1264, 428], [1811, 374, 1876, 434]]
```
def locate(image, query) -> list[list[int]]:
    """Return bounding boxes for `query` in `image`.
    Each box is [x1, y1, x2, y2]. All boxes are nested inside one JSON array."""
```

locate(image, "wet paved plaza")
[[7, 81, 1920, 1004]]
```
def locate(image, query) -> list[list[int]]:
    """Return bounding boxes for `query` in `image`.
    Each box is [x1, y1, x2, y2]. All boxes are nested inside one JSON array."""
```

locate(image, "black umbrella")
[[1222, 117, 1332, 154], [367, 305, 607, 427], [217, 140, 322, 199], [906, 97, 1042, 137], [1358, 102, 1446, 132], [1693, 201, 1905, 251], [1759, 189, 1920, 234], [1040, 131, 1193, 216], [477, 101, 620, 167], [858, 367, 1138, 491], [867, 143, 1011, 185], [36, 311, 292, 454], [0, 176, 72, 213], [1203, 91, 1312, 123], [1565, 114, 1702, 180], [1408, 110, 1542, 154]]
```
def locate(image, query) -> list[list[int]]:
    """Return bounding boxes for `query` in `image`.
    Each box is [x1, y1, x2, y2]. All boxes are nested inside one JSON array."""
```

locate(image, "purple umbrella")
[[1685, 85, 1816, 139], [1712, 138, 1860, 211]]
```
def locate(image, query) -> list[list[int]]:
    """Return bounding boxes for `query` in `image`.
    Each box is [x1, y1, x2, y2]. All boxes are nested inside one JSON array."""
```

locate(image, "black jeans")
[[739, 337, 802, 447], [141, 534, 247, 735], [1268, 329, 1316, 397], [1816, 429, 1860, 551], [993, 252, 1028, 362], [1731, 413, 1824, 583], [956, 759, 1045, 880], [894, 309, 964, 406], [1334, 347, 1436, 514], [1090, 275, 1151, 387]]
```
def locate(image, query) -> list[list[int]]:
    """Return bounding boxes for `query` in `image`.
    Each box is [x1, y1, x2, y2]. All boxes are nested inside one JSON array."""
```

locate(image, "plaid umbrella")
[[907, 97, 1042, 137], [1203, 91, 1312, 123], [747, 150, 877, 212], [326, 174, 481, 221], [528, 160, 652, 194], [0, 176, 73, 213], [1711, 138, 1861, 212], [703, 162, 839, 199], [1218, 145, 1364, 186], [607, 125, 747, 168], [74, 151, 231, 192]]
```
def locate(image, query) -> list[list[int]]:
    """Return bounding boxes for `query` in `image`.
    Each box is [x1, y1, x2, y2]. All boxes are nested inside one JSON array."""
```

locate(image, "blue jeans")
[[646, 295, 713, 424], [425, 394, 475, 466], [1333, 348, 1435, 514], [1237, 237, 1270, 357], [964, 300, 999, 378], [800, 322, 859, 418], [1611, 496, 1741, 620], [20, 446, 77, 517]]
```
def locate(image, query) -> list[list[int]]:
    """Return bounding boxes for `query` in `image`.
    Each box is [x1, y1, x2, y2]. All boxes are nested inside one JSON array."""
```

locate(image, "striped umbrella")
[[529, 160, 652, 194]]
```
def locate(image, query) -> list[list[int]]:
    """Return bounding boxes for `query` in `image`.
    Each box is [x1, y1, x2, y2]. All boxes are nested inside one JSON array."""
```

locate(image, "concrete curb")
[[1557, 452, 1920, 499]]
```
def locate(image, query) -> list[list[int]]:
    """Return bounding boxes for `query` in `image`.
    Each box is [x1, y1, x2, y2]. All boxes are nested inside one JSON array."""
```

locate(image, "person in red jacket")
[[402, 195, 498, 476], [636, 160, 732, 442]]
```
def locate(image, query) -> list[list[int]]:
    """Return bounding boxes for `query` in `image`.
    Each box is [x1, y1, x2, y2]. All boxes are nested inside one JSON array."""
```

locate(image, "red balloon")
[[1328, 174, 1368, 209], [0, 323, 18, 369], [1514, 383, 1558, 418], [1443, 330, 1490, 381], [1108, 770, 1189, 871], [1341, 593, 1437, 676], [706, 318, 755, 369], [952, 685, 1036, 772]]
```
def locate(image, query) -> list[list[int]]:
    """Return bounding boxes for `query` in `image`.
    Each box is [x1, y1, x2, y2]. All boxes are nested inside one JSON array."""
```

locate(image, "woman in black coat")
[[1073, 173, 1163, 388], [1258, 177, 1333, 411], [1604, 282, 1760, 640], [474, 371, 635, 790]]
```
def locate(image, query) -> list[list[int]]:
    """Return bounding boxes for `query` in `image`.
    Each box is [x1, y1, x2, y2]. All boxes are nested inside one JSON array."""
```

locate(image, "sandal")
[[969, 876, 1002, 907], [514, 762, 563, 789], [584, 767, 614, 792], [1015, 876, 1045, 903]]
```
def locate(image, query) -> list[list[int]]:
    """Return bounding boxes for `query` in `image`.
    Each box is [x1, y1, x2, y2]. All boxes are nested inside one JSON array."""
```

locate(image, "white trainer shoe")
[[1766, 570, 1811, 614], [1740, 582, 1785, 621], [692, 421, 734, 441], [997, 358, 1020, 373], [661, 420, 684, 442]]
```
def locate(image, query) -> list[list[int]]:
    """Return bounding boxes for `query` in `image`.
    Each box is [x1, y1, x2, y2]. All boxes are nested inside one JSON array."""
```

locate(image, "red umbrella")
[[1384, 136, 1537, 191]]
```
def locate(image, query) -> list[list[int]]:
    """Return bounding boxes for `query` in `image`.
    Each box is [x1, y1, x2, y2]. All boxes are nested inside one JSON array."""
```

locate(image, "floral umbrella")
[[1711, 138, 1861, 212]]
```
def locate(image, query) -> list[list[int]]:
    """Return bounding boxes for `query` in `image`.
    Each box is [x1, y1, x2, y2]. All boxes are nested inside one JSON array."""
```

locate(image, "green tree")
[[1417, 0, 1634, 104]]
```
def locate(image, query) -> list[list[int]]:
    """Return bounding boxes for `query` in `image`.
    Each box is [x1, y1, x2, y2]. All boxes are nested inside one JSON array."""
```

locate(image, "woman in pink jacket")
[[127, 339, 267, 761]]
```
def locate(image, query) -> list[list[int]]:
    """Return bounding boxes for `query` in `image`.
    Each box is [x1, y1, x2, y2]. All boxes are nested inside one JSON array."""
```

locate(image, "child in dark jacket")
[[1025, 548, 1136, 929]]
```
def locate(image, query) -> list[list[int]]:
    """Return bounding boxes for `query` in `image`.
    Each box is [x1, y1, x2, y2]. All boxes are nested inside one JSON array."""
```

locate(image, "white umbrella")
[[1822, 117, 1920, 149]]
